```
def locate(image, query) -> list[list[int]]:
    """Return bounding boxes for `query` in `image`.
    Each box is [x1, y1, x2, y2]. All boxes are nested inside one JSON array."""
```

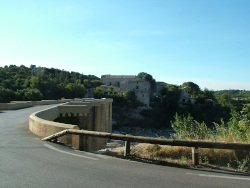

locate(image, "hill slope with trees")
[[0, 65, 103, 102], [214, 90, 250, 99]]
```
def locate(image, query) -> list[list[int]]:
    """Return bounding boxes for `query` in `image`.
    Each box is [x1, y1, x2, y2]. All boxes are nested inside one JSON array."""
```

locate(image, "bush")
[[0, 87, 16, 103], [215, 105, 250, 142], [24, 88, 43, 101], [171, 105, 250, 143], [171, 113, 210, 140]]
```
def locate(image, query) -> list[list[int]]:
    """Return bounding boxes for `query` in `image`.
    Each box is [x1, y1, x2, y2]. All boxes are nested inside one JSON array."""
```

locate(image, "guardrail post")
[[192, 147, 199, 165], [124, 141, 131, 156], [79, 135, 84, 151]]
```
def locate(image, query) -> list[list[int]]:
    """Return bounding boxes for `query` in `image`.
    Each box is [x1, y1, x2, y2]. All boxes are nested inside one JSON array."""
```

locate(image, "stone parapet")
[[0, 99, 74, 110], [29, 106, 79, 147], [0, 101, 32, 110], [31, 100, 58, 105], [29, 98, 113, 151]]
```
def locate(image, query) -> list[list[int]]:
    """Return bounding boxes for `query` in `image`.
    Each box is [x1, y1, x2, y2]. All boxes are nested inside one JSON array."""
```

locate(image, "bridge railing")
[[42, 129, 250, 165]]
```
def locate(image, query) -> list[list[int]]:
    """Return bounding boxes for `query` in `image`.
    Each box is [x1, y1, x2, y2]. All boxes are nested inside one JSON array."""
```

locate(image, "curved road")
[[0, 105, 249, 188]]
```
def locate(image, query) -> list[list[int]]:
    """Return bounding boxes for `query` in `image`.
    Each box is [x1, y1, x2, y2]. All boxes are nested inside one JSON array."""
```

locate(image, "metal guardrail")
[[42, 129, 250, 165]]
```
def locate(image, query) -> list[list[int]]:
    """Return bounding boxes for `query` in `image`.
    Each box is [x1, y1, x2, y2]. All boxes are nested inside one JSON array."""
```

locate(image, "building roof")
[[101, 75, 138, 79]]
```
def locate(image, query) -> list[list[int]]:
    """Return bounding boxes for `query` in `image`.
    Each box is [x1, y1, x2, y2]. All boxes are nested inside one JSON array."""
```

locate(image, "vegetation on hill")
[[0, 65, 103, 102], [214, 89, 250, 99]]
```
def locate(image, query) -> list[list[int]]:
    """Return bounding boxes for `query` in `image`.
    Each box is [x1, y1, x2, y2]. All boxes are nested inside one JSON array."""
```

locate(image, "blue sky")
[[0, 0, 249, 90]]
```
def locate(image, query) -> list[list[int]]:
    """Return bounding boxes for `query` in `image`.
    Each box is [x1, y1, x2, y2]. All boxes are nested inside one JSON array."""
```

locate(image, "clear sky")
[[0, 0, 249, 90]]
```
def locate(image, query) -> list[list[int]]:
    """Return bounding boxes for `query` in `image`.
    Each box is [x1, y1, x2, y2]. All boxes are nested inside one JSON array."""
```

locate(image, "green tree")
[[94, 87, 104, 99], [124, 89, 136, 103], [90, 80, 104, 88], [181, 82, 201, 98], [2, 79, 13, 89], [65, 83, 87, 99], [162, 84, 180, 109], [218, 93, 232, 107], [202, 88, 216, 100], [0, 88, 15, 102], [108, 86, 115, 94], [30, 77, 40, 89], [24, 88, 43, 101], [0, 65, 103, 101], [138, 72, 156, 94]]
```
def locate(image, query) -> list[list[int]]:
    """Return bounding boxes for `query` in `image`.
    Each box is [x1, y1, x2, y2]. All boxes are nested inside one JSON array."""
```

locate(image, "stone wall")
[[29, 106, 79, 146], [0, 101, 32, 110], [120, 80, 151, 107], [101, 75, 138, 87], [0, 99, 73, 110], [61, 98, 113, 151], [101, 75, 151, 107]]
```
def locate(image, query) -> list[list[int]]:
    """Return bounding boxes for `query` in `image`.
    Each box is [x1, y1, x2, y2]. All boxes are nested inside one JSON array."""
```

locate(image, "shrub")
[[171, 113, 210, 140], [214, 105, 250, 142]]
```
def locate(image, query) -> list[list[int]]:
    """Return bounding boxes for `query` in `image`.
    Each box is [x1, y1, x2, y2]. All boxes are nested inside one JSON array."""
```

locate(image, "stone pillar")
[[78, 113, 88, 130], [108, 101, 112, 132], [85, 107, 95, 151], [104, 102, 109, 132], [78, 113, 89, 151], [95, 103, 107, 151], [94, 104, 101, 131]]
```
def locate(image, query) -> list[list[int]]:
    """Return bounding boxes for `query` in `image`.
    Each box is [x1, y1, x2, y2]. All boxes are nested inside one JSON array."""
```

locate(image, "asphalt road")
[[0, 105, 249, 188]]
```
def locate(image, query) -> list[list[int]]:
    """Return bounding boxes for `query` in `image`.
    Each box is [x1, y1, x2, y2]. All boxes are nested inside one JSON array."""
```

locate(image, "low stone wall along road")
[[0, 105, 249, 188]]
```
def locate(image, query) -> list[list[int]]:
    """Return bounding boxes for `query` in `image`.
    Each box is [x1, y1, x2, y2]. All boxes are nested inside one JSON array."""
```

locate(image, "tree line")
[[214, 89, 250, 99], [0, 65, 103, 102]]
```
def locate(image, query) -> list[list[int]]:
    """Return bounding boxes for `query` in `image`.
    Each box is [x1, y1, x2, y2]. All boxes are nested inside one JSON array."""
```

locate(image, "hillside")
[[0, 65, 103, 102], [214, 90, 250, 99]]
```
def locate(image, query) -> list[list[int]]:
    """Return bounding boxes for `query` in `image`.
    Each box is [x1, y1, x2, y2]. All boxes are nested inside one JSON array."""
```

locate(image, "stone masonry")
[[101, 75, 151, 107], [58, 98, 113, 151]]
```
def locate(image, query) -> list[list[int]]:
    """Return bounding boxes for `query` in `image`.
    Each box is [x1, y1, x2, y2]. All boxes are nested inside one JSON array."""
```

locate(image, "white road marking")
[[44, 144, 99, 161], [186, 173, 250, 181]]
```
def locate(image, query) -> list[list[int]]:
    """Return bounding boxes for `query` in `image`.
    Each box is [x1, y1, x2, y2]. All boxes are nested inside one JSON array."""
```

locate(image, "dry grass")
[[109, 143, 250, 172]]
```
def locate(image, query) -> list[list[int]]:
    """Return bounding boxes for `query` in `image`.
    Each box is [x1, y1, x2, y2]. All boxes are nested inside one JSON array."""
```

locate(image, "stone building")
[[101, 75, 138, 87], [101, 75, 151, 107], [179, 88, 196, 107]]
